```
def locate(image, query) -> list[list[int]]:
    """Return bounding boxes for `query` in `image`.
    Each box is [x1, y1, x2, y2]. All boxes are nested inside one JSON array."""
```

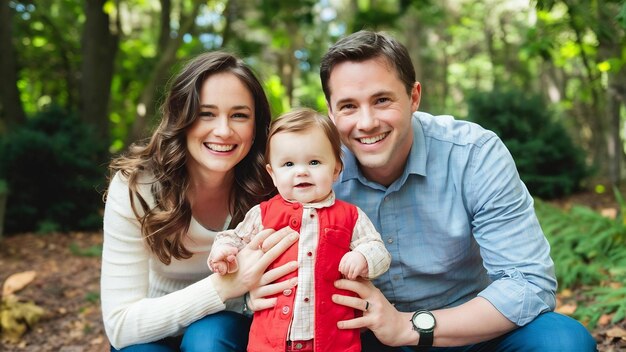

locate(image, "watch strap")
[[417, 329, 433, 347]]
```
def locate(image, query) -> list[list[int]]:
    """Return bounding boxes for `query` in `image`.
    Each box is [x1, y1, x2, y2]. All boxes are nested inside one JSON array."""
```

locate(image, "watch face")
[[414, 312, 435, 329]]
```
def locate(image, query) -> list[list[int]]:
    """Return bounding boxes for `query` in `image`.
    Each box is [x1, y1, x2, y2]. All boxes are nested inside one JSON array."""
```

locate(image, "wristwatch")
[[411, 310, 436, 347]]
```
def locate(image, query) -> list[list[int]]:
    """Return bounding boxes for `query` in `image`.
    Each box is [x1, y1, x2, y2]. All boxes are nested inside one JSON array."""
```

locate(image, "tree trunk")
[[126, 0, 202, 144], [80, 0, 119, 145], [0, 0, 26, 132]]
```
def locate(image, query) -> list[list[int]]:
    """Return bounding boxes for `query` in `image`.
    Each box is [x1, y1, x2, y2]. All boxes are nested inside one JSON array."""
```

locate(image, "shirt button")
[[283, 289, 292, 296], [387, 237, 393, 244], [292, 203, 300, 210], [310, 213, 315, 218], [282, 305, 290, 314], [290, 218, 300, 228], [304, 297, 310, 303], [295, 343, 303, 349], [384, 196, 389, 202], [307, 251, 313, 257]]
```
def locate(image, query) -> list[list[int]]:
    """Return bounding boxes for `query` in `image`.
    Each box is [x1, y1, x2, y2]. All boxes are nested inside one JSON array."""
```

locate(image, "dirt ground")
[[0, 189, 625, 351]]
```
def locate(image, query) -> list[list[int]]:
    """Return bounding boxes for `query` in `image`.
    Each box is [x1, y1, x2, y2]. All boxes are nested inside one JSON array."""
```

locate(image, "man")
[[322, 30, 596, 351]]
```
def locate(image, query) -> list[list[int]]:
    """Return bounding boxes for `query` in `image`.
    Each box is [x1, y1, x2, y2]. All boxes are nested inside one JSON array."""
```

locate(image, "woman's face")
[[186, 72, 256, 180]]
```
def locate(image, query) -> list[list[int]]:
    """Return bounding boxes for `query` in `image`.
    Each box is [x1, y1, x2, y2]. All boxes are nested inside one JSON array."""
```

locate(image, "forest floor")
[[0, 189, 625, 351]]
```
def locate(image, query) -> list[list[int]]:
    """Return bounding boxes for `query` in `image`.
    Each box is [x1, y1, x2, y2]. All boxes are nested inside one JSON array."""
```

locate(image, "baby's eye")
[[310, 160, 321, 166], [283, 161, 294, 167]]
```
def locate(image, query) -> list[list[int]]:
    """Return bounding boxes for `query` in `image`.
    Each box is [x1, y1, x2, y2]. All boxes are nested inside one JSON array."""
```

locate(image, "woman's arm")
[[101, 174, 299, 349]]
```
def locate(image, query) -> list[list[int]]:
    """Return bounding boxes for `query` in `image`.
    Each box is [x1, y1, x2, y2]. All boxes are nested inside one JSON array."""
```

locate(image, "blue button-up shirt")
[[333, 111, 557, 326]]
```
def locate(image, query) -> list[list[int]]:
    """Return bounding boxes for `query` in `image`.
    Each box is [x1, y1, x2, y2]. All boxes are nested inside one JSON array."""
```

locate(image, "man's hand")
[[332, 278, 417, 347]]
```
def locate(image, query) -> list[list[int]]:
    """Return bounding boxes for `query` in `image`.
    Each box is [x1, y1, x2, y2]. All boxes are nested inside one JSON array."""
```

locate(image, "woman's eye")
[[232, 113, 250, 119], [199, 111, 214, 117]]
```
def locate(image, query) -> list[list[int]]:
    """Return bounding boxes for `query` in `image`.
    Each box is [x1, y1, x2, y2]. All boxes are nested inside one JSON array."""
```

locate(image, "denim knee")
[[502, 312, 597, 352], [181, 311, 252, 352]]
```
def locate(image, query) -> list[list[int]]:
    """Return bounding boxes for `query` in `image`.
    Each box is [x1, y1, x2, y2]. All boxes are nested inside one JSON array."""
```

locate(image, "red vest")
[[247, 195, 361, 352]]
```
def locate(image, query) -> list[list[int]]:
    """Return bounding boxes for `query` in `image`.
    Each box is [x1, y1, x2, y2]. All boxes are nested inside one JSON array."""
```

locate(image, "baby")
[[208, 108, 391, 352]]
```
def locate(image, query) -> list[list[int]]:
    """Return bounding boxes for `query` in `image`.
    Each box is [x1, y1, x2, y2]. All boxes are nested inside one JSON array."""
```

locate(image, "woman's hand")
[[210, 227, 298, 302]]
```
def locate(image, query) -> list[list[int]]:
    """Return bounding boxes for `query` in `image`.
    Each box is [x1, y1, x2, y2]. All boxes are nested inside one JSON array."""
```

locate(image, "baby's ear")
[[266, 164, 277, 184]]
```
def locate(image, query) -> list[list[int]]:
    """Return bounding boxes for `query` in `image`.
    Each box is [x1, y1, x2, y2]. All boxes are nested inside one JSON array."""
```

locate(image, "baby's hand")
[[338, 251, 368, 280], [207, 245, 240, 275]]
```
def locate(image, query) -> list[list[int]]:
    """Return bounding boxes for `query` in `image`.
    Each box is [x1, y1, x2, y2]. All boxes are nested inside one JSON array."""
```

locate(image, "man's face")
[[327, 57, 420, 186]]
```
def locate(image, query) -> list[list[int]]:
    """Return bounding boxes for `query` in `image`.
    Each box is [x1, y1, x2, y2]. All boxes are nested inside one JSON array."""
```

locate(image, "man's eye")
[[376, 97, 390, 104], [339, 104, 355, 111]]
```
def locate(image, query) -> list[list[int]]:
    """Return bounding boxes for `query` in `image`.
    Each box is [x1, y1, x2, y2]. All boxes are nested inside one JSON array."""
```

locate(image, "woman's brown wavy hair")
[[108, 51, 276, 265]]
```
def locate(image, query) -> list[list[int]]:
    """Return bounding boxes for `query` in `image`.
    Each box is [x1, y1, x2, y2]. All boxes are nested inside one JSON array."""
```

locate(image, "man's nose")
[[356, 107, 379, 130]]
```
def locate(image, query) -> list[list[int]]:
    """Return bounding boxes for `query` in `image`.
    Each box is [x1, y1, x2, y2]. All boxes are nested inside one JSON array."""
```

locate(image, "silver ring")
[[365, 300, 370, 311]]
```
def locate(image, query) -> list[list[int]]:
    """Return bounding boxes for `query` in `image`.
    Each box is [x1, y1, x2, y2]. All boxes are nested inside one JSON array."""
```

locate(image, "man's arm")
[[332, 279, 516, 347]]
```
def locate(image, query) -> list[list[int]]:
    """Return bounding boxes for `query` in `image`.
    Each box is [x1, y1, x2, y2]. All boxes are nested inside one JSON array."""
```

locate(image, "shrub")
[[467, 88, 590, 199], [0, 106, 106, 234]]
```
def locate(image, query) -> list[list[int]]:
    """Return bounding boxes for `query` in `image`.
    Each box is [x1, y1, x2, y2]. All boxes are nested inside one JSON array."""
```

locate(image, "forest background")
[[1, 0, 626, 350]]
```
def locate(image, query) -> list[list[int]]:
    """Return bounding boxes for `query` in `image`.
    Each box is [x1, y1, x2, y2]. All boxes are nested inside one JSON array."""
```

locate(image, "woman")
[[101, 51, 298, 351]]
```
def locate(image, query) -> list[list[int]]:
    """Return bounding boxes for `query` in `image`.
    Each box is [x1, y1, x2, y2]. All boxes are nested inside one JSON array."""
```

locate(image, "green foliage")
[[0, 106, 106, 234], [69, 242, 103, 257], [467, 88, 590, 199], [535, 198, 626, 328]]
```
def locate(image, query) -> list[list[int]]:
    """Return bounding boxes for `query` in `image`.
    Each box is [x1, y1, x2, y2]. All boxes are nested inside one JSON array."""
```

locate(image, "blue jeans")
[[110, 311, 252, 352], [362, 312, 597, 352]]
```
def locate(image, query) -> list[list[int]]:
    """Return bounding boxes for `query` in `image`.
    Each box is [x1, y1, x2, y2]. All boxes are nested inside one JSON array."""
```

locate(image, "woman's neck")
[[187, 171, 234, 231]]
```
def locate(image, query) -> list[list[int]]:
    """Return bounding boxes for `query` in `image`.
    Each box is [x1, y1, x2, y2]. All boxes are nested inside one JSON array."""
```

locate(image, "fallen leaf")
[[556, 302, 577, 315], [2, 271, 37, 297], [0, 296, 45, 343], [559, 288, 573, 298], [605, 326, 626, 338], [597, 314, 612, 327]]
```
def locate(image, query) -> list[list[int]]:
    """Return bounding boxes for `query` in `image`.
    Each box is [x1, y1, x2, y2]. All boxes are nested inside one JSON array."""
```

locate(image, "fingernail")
[[289, 278, 298, 286], [289, 232, 299, 240]]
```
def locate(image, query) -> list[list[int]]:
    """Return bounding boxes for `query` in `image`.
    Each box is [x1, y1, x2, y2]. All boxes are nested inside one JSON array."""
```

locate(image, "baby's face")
[[266, 127, 340, 204]]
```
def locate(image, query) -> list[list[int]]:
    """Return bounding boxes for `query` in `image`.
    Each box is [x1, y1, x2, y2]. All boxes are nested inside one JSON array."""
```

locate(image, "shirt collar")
[[339, 113, 427, 186], [283, 191, 336, 209]]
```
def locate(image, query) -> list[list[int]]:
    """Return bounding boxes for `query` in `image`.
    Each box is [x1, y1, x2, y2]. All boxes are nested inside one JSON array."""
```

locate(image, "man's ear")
[[327, 106, 335, 122], [411, 82, 422, 112]]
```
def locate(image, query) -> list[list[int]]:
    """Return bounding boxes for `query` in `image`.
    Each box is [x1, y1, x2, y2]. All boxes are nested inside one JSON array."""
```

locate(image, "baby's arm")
[[208, 205, 264, 275], [339, 251, 368, 279], [348, 207, 392, 279]]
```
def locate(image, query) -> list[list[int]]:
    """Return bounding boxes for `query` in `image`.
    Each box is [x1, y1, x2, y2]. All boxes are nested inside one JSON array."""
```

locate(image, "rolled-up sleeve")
[[468, 135, 556, 326]]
